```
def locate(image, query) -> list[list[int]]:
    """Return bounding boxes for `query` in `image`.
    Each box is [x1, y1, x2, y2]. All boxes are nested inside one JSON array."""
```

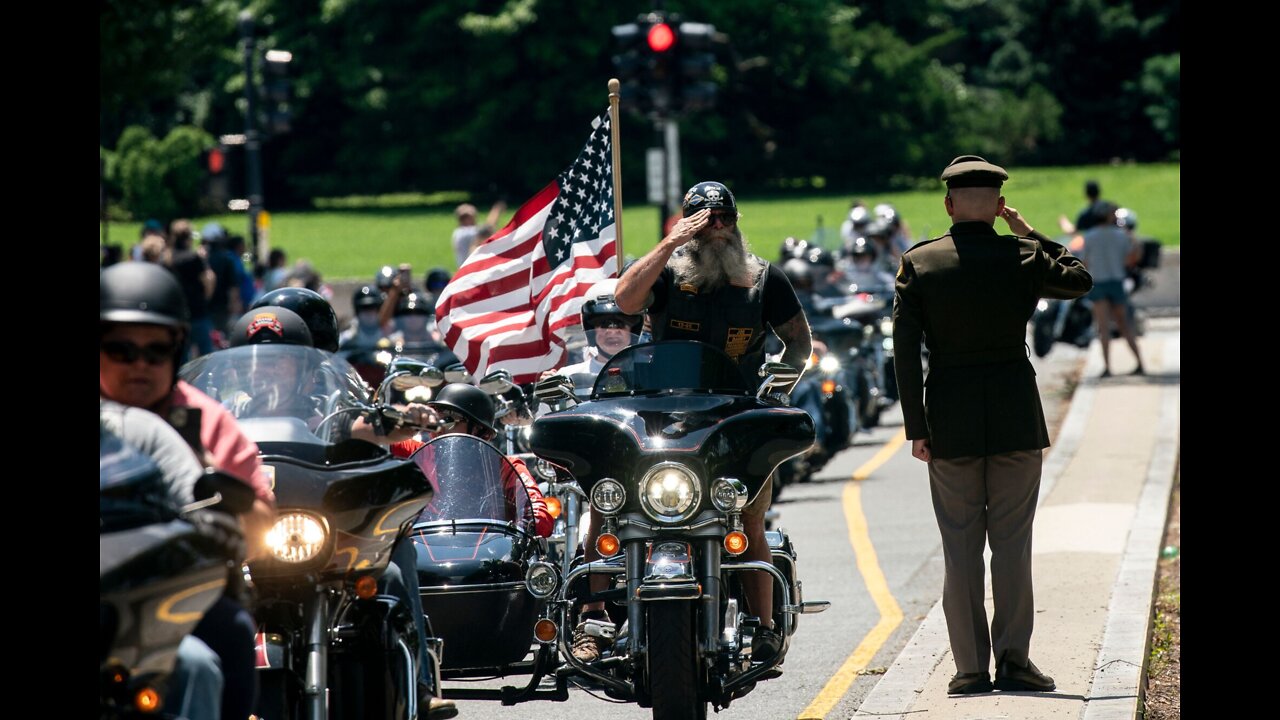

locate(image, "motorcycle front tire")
[[647, 602, 707, 720]]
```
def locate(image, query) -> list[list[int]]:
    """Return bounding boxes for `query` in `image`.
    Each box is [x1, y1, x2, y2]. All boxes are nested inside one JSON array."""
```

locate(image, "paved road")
[[442, 344, 1087, 720]]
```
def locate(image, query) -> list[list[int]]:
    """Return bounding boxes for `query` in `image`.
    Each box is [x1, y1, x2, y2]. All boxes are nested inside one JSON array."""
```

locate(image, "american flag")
[[435, 110, 618, 384]]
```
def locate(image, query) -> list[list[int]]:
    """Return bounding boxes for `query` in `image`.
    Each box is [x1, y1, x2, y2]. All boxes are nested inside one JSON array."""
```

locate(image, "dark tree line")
[[100, 0, 1179, 216]]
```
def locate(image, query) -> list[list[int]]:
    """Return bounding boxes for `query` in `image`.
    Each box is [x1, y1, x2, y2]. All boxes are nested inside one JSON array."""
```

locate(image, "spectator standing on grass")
[[451, 200, 507, 268]]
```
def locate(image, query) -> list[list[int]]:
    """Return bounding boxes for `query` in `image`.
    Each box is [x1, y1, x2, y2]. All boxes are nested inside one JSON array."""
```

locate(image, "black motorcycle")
[[100, 441, 254, 718], [830, 291, 898, 428], [180, 344, 438, 720], [532, 341, 830, 719]]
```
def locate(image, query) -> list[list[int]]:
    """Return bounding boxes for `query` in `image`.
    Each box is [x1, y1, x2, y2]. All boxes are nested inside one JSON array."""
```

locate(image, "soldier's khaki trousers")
[[928, 449, 1042, 674]]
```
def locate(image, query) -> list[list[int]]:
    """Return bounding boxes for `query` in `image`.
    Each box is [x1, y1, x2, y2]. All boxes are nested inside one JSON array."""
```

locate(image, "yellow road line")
[[798, 429, 907, 720]]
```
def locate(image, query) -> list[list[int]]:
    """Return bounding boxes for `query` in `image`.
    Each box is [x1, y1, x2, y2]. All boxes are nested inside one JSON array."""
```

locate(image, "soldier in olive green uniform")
[[893, 156, 1093, 695]]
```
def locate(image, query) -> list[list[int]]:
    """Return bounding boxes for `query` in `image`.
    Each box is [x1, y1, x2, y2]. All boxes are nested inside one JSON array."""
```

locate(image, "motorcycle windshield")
[[408, 434, 533, 531], [180, 345, 371, 445], [592, 341, 752, 397]]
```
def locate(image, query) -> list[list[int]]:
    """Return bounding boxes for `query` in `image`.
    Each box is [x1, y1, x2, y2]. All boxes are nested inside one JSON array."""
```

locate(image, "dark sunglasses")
[[708, 211, 737, 226], [101, 340, 177, 365], [593, 319, 631, 330]]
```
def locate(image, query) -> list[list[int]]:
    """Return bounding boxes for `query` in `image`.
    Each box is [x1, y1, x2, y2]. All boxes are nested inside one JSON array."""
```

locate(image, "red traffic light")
[[208, 147, 225, 174], [647, 22, 675, 52]]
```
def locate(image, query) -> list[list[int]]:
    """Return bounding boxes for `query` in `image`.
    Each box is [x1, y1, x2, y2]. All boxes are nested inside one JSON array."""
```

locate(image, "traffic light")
[[612, 13, 679, 117], [674, 22, 725, 114], [611, 15, 727, 118], [263, 49, 293, 135]]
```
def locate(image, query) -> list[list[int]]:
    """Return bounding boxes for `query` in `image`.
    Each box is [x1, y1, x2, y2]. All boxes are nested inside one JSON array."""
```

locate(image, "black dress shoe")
[[995, 658, 1056, 692], [947, 671, 993, 694]]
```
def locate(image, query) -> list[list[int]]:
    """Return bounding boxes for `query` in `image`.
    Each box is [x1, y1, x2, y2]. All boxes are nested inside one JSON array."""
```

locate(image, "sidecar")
[[407, 434, 566, 704]]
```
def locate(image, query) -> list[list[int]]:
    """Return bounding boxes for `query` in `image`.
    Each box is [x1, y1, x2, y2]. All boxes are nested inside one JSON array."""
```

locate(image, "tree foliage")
[[101, 0, 1180, 216]]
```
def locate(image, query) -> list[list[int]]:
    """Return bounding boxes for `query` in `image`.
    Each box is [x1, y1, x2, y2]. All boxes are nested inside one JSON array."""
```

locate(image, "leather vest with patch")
[[653, 258, 770, 379]]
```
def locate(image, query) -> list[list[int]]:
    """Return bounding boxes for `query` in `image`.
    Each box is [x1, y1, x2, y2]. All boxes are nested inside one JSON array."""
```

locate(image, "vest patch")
[[679, 283, 699, 294], [670, 319, 701, 332], [725, 327, 754, 358]]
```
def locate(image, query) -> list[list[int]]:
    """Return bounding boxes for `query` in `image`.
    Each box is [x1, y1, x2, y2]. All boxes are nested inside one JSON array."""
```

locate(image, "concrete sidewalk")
[[855, 317, 1180, 720]]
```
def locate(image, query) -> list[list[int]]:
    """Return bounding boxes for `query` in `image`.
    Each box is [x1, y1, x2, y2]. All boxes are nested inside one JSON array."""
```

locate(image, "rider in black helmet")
[[845, 236, 895, 293], [340, 284, 391, 350], [101, 261, 273, 720], [250, 287, 341, 353], [392, 291, 439, 347], [423, 267, 452, 301]]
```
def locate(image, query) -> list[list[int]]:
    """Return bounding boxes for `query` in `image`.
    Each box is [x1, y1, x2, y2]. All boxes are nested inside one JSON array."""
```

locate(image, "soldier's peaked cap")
[[940, 155, 1008, 188]]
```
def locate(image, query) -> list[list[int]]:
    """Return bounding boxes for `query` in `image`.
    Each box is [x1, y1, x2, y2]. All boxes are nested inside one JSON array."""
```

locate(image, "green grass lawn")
[[101, 163, 1178, 281]]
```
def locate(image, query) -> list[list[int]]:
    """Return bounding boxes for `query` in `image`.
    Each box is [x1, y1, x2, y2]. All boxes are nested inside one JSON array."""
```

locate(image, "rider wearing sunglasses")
[[100, 262, 278, 720], [600, 180, 814, 666]]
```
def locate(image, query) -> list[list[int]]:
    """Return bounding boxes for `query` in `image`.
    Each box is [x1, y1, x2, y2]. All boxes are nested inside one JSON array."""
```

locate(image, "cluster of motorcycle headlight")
[[640, 463, 701, 523], [591, 478, 626, 514], [710, 478, 749, 512], [265, 512, 328, 563]]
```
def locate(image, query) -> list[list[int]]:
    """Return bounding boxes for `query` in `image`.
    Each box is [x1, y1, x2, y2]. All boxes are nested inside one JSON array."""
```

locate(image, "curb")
[[1081, 331, 1179, 719]]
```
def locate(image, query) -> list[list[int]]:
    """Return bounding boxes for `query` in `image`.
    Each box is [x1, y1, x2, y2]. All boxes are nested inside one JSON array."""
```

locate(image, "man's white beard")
[[669, 226, 761, 291]]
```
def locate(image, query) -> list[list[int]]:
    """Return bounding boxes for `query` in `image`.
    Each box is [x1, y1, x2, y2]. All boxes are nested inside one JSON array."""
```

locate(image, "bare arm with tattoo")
[[771, 310, 813, 393], [615, 209, 712, 314]]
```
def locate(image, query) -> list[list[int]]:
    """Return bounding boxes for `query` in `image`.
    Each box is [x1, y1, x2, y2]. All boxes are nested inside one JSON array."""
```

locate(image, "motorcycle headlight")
[[880, 318, 894, 336], [640, 463, 701, 523], [710, 477, 749, 512], [524, 561, 559, 598], [591, 478, 626, 514], [533, 458, 557, 481], [818, 355, 840, 373], [882, 337, 894, 351], [1036, 299, 1049, 312], [265, 512, 328, 564]]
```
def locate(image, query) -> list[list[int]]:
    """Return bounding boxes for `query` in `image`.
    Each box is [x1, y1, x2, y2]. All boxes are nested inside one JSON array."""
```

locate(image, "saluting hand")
[[1001, 206, 1033, 237], [664, 209, 711, 249]]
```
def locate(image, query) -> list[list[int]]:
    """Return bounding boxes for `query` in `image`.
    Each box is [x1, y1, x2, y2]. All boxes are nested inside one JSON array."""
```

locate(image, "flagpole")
[[608, 78, 624, 277]]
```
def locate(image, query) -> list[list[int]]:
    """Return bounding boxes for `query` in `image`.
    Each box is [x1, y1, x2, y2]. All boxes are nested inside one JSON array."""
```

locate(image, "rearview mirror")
[[757, 361, 800, 384], [477, 369, 515, 396], [444, 362, 472, 385], [533, 374, 576, 404]]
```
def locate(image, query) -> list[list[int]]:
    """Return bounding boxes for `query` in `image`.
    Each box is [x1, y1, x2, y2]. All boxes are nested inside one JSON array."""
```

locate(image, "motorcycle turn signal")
[[597, 533, 621, 557]]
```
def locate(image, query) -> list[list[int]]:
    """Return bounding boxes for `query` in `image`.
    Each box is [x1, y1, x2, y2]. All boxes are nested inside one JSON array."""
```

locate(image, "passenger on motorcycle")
[[609, 179, 814, 665], [389, 383, 554, 537], [100, 262, 272, 720], [251, 286, 342, 353], [560, 295, 643, 373]]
